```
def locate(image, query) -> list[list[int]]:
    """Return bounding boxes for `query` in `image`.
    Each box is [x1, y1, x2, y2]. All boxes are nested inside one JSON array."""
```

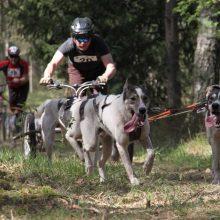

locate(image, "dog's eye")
[[130, 96, 137, 101], [209, 95, 216, 103], [208, 98, 213, 103]]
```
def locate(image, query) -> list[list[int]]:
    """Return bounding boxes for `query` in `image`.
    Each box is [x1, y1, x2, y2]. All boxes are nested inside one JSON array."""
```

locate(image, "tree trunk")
[[0, 0, 5, 59], [214, 39, 220, 84], [0, 0, 9, 59], [193, 8, 220, 101], [165, 0, 181, 107]]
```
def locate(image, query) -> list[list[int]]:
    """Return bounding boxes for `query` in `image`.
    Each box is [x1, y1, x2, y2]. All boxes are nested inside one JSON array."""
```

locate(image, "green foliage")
[[176, 0, 220, 34]]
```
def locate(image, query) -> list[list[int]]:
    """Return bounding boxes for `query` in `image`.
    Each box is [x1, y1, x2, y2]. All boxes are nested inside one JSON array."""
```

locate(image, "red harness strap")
[[148, 102, 206, 123]]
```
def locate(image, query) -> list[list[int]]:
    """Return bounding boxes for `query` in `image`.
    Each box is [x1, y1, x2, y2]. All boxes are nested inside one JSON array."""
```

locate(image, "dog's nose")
[[212, 103, 219, 110], [139, 107, 146, 115]]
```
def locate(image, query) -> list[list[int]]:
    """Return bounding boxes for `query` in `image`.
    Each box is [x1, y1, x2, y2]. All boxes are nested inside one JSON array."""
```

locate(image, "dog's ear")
[[206, 86, 214, 99], [139, 83, 147, 90], [206, 85, 220, 99], [123, 78, 132, 91]]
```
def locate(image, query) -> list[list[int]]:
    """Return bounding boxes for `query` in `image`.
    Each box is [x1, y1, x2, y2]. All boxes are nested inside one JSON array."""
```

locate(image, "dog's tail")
[[34, 99, 50, 118]]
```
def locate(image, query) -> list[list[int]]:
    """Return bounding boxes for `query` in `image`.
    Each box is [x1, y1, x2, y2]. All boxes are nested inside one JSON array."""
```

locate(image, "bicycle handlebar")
[[46, 80, 106, 97]]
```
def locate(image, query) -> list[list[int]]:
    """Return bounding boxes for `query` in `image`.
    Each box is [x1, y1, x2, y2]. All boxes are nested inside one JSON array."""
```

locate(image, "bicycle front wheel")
[[23, 112, 37, 158], [0, 112, 7, 142]]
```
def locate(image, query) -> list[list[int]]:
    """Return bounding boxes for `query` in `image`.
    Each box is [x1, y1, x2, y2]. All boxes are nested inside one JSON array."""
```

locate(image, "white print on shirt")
[[7, 68, 21, 77], [74, 55, 98, 63]]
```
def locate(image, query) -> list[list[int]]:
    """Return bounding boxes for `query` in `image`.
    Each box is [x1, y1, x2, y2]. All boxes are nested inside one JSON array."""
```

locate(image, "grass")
[[0, 133, 220, 219]]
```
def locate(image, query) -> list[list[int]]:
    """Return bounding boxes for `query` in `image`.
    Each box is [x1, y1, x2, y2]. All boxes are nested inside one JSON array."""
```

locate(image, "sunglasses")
[[9, 55, 19, 59], [75, 36, 90, 43]]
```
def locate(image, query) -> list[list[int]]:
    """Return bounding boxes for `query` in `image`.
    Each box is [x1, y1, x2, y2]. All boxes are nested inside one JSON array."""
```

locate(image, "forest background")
[[1, 0, 220, 146]]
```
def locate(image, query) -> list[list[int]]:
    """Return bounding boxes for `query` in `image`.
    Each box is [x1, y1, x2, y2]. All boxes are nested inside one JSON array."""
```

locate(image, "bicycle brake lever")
[[56, 84, 63, 89], [48, 79, 54, 84], [47, 79, 63, 90]]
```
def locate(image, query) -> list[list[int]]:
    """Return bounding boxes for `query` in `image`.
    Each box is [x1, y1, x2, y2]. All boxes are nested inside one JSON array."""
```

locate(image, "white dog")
[[66, 80, 155, 185]]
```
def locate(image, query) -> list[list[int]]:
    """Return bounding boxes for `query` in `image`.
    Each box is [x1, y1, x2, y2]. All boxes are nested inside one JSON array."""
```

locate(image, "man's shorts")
[[9, 82, 29, 109]]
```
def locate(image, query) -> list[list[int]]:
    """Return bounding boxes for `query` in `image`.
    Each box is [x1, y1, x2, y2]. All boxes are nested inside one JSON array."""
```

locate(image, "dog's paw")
[[99, 177, 106, 183], [130, 177, 140, 185], [98, 167, 106, 183]]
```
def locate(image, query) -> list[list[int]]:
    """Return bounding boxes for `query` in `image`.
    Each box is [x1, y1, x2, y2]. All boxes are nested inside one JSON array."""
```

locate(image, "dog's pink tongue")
[[205, 115, 216, 128], [124, 114, 139, 133]]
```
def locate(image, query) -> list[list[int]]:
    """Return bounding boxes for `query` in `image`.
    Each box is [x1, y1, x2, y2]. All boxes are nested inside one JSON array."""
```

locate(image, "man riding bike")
[[40, 17, 133, 162], [0, 46, 29, 112], [40, 17, 116, 89], [0, 46, 29, 146]]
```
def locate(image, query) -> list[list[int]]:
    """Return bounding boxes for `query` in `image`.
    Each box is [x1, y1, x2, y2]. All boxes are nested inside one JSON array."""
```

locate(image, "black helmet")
[[8, 46, 20, 57], [71, 17, 94, 37]]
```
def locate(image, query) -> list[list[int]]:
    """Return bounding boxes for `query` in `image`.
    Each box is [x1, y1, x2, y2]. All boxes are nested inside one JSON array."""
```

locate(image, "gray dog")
[[66, 80, 155, 185], [205, 85, 220, 184], [33, 98, 78, 160]]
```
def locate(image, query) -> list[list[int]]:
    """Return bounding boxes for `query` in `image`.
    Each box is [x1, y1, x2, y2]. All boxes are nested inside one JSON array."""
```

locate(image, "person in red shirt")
[[0, 46, 29, 112]]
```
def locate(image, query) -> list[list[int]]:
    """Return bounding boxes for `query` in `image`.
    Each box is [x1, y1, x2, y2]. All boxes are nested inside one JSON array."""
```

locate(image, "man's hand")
[[39, 76, 52, 85], [96, 75, 108, 83], [11, 77, 28, 84], [11, 78, 20, 84]]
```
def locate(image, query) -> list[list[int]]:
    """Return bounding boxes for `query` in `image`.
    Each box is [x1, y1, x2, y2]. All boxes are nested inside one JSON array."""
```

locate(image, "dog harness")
[[92, 95, 143, 140], [92, 95, 114, 136], [57, 99, 66, 110], [79, 94, 99, 121]]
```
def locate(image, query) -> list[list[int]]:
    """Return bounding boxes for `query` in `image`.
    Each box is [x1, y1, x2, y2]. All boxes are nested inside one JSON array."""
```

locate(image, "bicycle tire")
[[23, 112, 37, 158], [0, 112, 7, 141]]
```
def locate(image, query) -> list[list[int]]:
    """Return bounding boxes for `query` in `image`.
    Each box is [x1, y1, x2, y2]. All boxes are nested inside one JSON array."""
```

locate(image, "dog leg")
[[65, 130, 84, 161], [141, 136, 155, 175], [211, 139, 220, 184], [98, 134, 113, 183], [111, 142, 120, 162], [41, 113, 56, 160], [83, 146, 98, 175], [111, 142, 134, 163], [80, 119, 99, 175], [83, 150, 94, 175], [85, 149, 99, 174], [128, 143, 134, 163], [116, 142, 139, 185]]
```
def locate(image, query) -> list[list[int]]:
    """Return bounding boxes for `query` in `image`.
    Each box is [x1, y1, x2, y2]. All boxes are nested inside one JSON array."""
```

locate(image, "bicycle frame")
[[47, 80, 106, 129]]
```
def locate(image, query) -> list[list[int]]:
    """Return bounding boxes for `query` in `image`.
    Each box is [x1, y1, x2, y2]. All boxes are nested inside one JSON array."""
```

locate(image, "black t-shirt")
[[58, 34, 109, 81]]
